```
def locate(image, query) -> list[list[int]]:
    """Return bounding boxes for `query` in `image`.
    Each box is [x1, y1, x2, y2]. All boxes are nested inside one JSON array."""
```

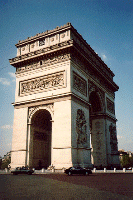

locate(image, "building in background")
[[119, 149, 133, 160]]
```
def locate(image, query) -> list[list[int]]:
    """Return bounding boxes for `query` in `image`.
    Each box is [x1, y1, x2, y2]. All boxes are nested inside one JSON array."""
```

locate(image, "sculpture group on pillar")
[[76, 109, 87, 145], [109, 123, 118, 152]]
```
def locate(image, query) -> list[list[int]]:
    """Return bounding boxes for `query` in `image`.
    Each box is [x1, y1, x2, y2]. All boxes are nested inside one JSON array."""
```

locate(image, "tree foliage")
[[1, 157, 11, 169], [120, 155, 133, 168]]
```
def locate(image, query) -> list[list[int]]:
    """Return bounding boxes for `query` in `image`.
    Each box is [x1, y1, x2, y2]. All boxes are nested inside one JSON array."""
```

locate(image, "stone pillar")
[[26, 122, 31, 167], [91, 119, 107, 167], [50, 120, 54, 167]]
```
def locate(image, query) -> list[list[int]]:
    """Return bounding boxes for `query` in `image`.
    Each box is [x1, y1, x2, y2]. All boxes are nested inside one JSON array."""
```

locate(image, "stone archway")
[[89, 91, 102, 113], [89, 91, 103, 133], [29, 109, 52, 169]]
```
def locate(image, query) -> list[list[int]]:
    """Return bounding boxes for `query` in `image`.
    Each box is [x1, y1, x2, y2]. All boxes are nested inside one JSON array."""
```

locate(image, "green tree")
[[1, 157, 11, 169], [120, 155, 130, 168], [129, 157, 133, 167]]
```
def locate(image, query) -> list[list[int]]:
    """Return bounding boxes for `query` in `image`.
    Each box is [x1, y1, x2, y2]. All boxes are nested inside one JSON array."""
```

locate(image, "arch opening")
[[89, 91, 102, 113], [30, 109, 52, 169], [89, 91, 102, 133]]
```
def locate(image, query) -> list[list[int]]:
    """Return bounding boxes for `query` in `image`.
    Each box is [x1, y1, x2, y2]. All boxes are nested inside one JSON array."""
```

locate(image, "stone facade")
[[9, 23, 119, 169]]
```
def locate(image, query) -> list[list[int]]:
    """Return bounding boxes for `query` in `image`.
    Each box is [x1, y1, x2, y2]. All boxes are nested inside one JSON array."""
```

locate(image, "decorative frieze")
[[39, 39, 45, 46], [73, 41, 114, 80], [31, 44, 35, 48], [22, 47, 25, 51], [16, 53, 70, 74], [15, 22, 71, 47], [61, 33, 65, 38], [107, 98, 115, 114], [50, 37, 54, 42], [72, 55, 115, 97], [9, 40, 73, 65], [20, 71, 65, 95], [73, 71, 87, 96]]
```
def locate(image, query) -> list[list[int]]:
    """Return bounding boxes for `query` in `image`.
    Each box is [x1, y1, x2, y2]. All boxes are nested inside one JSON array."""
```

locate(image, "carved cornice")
[[15, 22, 72, 47], [9, 40, 73, 66], [71, 45, 119, 92], [12, 92, 72, 107], [72, 40, 115, 80], [16, 53, 70, 74], [12, 92, 90, 109], [15, 21, 114, 81], [9, 23, 119, 93], [90, 113, 117, 122]]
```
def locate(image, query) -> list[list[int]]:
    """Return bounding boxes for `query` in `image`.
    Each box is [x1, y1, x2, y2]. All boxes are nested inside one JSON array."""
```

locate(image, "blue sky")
[[0, 0, 132, 157]]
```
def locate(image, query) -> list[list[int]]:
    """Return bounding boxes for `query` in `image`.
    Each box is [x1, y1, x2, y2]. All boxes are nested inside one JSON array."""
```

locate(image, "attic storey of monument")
[[9, 23, 119, 169]]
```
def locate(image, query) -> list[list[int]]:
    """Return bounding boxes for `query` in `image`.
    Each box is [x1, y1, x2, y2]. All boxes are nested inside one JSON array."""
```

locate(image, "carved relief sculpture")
[[16, 53, 70, 74], [76, 109, 87, 145], [109, 123, 118, 152], [73, 72, 87, 96], [107, 98, 115, 114], [20, 71, 65, 95]]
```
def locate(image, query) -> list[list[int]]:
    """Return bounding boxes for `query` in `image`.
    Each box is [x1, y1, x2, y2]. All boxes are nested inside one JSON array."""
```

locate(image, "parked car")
[[11, 166, 34, 175], [127, 167, 132, 170], [64, 166, 92, 176]]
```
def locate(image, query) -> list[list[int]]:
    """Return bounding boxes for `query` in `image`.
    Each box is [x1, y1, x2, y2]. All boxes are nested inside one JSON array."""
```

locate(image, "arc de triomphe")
[[9, 23, 119, 169]]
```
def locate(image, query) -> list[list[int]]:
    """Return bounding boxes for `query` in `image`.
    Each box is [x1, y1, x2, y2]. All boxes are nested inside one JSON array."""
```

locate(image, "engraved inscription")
[[73, 71, 87, 96], [20, 71, 65, 95]]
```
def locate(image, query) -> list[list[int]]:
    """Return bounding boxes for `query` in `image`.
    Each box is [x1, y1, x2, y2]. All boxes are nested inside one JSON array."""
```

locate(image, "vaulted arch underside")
[[29, 109, 52, 169]]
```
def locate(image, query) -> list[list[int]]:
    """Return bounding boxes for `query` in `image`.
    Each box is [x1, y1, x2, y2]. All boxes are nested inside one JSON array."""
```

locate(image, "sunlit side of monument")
[[9, 23, 119, 169]]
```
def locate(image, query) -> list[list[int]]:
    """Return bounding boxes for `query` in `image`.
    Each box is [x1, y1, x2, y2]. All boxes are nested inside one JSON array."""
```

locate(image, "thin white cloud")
[[0, 72, 15, 86], [7, 143, 12, 146], [0, 78, 10, 85], [1, 125, 13, 130], [8, 72, 16, 79], [101, 53, 107, 61], [117, 135, 123, 139]]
